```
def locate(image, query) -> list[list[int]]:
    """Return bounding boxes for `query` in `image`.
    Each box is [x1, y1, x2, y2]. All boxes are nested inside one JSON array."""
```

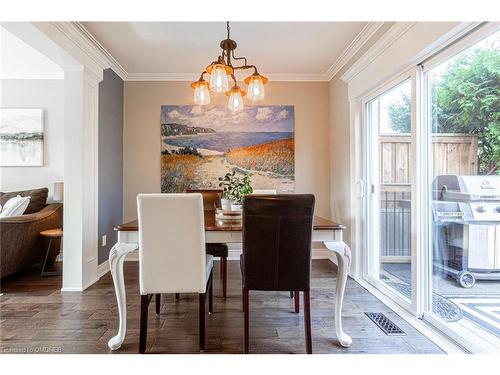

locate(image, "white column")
[[62, 68, 102, 291]]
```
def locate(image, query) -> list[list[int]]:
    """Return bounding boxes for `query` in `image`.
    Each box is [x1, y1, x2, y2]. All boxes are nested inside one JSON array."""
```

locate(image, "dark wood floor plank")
[[0, 260, 443, 354]]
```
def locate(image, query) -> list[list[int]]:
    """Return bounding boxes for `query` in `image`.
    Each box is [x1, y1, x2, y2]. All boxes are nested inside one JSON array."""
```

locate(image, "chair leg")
[[199, 293, 206, 352], [289, 291, 294, 298], [139, 294, 150, 353], [243, 287, 249, 354], [208, 271, 213, 314], [294, 290, 300, 313], [220, 256, 223, 279], [222, 256, 227, 298], [155, 294, 161, 315], [175, 293, 180, 301], [303, 290, 312, 354]]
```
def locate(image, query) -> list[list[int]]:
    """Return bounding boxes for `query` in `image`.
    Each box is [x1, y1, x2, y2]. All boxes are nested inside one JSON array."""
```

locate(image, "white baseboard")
[[97, 261, 110, 278], [61, 286, 84, 292]]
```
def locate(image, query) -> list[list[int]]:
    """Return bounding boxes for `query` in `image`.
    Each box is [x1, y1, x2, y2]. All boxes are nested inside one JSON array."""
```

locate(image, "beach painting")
[[161, 105, 295, 193], [0, 109, 44, 166]]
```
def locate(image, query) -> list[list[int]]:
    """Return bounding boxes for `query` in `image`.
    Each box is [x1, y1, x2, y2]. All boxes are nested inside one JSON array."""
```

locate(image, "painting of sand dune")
[[160, 105, 294, 193]]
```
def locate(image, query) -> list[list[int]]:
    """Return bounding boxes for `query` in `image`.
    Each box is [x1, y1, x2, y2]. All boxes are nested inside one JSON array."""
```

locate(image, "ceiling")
[[0, 26, 63, 79], [81, 22, 376, 80]]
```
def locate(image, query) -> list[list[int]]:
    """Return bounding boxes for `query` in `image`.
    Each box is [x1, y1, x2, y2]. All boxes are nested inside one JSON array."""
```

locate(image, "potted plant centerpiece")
[[218, 171, 253, 211]]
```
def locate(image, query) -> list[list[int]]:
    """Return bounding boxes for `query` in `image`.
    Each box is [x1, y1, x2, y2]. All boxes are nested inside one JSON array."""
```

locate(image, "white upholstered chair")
[[137, 193, 214, 353]]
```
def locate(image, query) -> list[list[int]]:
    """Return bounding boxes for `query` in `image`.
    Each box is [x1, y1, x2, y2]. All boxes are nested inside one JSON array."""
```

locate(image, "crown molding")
[[325, 22, 385, 80], [75, 22, 392, 83], [340, 22, 417, 83], [51, 22, 127, 81], [126, 72, 330, 82]]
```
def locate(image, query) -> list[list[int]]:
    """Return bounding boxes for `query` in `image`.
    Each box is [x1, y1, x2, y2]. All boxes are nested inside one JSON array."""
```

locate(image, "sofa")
[[0, 188, 62, 279]]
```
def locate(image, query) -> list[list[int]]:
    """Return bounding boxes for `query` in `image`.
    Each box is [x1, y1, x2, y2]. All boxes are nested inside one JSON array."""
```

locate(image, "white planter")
[[221, 198, 233, 211], [230, 203, 242, 212]]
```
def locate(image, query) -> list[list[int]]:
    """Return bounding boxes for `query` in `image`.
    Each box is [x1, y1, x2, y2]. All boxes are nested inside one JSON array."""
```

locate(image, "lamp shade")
[[192, 81, 211, 105], [53, 181, 64, 202], [226, 86, 246, 112], [208, 63, 230, 93], [245, 74, 267, 101]]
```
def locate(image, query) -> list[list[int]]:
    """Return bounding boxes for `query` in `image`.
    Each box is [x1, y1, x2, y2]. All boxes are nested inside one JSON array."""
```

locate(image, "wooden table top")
[[115, 211, 345, 232]]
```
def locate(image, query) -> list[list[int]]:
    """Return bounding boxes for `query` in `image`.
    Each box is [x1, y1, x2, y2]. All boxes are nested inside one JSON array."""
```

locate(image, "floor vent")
[[364, 312, 406, 336]]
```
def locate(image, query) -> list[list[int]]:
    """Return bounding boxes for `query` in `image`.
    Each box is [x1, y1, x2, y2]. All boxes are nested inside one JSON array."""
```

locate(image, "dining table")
[[107, 210, 352, 350]]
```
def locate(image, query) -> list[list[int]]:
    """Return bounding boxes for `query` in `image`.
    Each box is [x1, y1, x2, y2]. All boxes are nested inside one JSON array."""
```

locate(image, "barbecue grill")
[[432, 175, 500, 288]]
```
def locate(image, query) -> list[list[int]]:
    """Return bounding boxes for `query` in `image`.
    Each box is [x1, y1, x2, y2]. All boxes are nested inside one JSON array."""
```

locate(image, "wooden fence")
[[380, 134, 479, 185], [379, 134, 478, 260]]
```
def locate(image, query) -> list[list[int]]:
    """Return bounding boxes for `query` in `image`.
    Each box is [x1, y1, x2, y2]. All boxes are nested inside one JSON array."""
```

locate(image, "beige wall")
[[123, 81, 331, 221], [328, 78, 351, 249]]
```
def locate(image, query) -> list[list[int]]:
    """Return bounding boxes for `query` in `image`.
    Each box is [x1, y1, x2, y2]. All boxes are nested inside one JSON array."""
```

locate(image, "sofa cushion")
[[0, 195, 30, 218], [0, 187, 48, 214]]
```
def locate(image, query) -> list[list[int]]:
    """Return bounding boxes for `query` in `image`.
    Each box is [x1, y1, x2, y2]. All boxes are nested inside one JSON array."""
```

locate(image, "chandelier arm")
[[230, 73, 237, 86], [233, 65, 259, 75], [199, 71, 208, 81], [231, 50, 248, 67]]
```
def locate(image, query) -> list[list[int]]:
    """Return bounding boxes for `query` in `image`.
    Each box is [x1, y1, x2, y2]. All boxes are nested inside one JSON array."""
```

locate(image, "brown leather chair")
[[187, 189, 229, 298], [241, 194, 315, 354]]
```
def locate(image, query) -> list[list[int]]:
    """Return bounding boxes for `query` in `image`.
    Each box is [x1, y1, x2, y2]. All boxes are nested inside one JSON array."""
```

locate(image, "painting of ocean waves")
[[163, 131, 293, 152], [160, 105, 295, 193]]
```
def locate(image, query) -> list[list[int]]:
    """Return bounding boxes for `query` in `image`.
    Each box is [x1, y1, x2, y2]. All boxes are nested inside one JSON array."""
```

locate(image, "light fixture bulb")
[[193, 82, 210, 105], [209, 64, 230, 93], [226, 86, 246, 112], [247, 75, 265, 101]]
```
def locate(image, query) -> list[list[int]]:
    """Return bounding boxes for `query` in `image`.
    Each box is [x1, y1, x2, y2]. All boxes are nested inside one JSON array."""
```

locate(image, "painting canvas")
[[161, 105, 295, 193], [0, 109, 44, 166]]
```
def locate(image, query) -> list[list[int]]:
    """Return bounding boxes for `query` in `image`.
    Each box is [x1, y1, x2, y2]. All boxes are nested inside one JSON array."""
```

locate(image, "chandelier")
[[191, 21, 268, 111]]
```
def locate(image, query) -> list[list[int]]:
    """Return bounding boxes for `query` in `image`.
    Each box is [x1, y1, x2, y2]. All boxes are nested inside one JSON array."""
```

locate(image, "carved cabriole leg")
[[323, 241, 353, 348], [107, 243, 139, 350]]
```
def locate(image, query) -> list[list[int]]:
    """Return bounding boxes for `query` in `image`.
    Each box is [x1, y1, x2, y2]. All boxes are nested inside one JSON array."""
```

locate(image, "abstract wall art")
[[0, 108, 44, 166]]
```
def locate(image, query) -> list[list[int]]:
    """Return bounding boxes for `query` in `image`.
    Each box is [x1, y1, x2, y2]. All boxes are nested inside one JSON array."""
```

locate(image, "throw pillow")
[[0, 195, 31, 218]]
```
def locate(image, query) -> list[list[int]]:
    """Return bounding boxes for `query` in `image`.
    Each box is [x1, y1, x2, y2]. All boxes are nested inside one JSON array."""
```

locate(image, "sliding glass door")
[[364, 75, 416, 311], [423, 28, 500, 350], [363, 24, 500, 351]]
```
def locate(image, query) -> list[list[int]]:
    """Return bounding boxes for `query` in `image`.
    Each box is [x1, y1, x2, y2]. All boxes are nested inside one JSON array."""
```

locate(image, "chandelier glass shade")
[[245, 73, 267, 101], [191, 80, 211, 105], [191, 22, 268, 111], [226, 85, 246, 112]]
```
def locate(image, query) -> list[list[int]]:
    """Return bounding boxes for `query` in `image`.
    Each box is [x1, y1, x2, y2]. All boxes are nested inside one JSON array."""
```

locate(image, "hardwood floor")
[[0, 260, 443, 354]]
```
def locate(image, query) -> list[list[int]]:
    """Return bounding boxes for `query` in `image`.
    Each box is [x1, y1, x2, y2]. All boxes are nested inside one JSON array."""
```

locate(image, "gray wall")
[[98, 69, 124, 264]]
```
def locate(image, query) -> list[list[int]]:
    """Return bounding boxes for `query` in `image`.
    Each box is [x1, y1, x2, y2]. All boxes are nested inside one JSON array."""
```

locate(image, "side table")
[[40, 228, 63, 277]]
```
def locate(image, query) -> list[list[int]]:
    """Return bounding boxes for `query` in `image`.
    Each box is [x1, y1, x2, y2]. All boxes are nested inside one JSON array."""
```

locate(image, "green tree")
[[388, 47, 500, 174], [388, 92, 411, 133]]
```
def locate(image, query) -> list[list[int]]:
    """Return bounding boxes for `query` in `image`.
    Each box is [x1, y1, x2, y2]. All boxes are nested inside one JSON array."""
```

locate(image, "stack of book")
[[215, 208, 242, 225]]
